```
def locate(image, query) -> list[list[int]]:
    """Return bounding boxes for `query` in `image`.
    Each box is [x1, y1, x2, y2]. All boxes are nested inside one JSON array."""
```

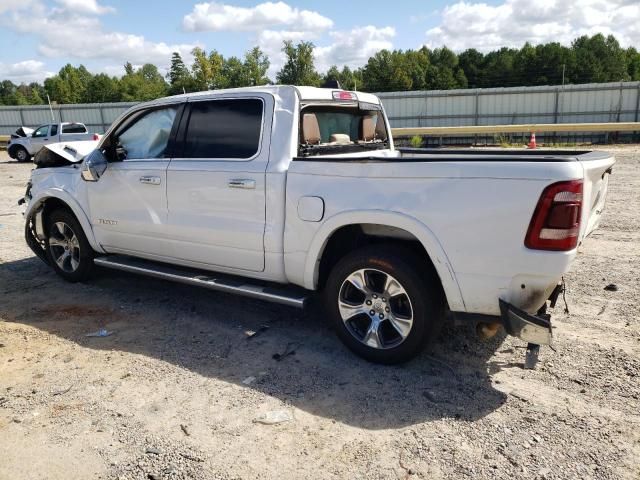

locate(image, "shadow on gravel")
[[1, 255, 508, 430]]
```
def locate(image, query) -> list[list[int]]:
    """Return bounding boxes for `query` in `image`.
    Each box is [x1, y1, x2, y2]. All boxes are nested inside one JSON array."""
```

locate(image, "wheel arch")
[[26, 190, 104, 254], [304, 211, 466, 312]]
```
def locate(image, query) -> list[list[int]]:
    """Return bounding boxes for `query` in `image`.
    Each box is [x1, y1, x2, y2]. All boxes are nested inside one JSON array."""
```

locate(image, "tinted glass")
[[304, 109, 387, 143], [118, 107, 178, 160], [183, 99, 263, 159], [50, 124, 58, 136], [32, 125, 49, 137], [61, 124, 87, 134]]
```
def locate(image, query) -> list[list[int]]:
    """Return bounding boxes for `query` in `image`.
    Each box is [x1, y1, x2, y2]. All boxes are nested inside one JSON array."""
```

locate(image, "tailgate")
[[579, 151, 615, 239]]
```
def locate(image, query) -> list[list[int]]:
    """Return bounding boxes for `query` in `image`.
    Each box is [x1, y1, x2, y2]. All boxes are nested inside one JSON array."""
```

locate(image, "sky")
[[0, 0, 638, 84]]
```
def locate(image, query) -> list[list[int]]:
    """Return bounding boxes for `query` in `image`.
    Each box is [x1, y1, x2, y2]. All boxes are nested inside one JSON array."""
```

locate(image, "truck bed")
[[294, 148, 610, 163]]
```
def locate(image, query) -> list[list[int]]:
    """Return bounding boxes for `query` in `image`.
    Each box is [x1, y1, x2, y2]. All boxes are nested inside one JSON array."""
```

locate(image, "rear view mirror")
[[81, 149, 108, 182]]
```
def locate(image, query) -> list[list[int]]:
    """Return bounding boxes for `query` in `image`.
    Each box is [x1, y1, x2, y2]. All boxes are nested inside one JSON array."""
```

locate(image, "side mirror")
[[81, 149, 108, 182]]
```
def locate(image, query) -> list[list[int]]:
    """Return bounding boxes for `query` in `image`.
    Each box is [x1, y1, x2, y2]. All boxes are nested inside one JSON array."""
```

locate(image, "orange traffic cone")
[[527, 132, 537, 149]]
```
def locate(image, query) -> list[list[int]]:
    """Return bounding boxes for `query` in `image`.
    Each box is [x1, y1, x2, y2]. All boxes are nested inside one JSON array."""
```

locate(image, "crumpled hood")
[[33, 140, 100, 168], [11, 126, 34, 138]]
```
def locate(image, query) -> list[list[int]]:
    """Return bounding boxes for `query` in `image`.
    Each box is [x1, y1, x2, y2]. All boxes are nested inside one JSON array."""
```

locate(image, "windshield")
[[299, 105, 388, 156]]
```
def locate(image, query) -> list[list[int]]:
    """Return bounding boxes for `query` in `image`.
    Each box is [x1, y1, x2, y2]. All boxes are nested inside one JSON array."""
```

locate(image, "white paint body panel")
[[24, 85, 615, 318], [88, 159, 170, 257]]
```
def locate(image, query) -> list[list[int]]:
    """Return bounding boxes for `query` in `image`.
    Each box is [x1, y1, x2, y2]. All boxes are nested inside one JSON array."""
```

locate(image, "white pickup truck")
[[20, 86, 615, 365], [8, 122, 97, 162]]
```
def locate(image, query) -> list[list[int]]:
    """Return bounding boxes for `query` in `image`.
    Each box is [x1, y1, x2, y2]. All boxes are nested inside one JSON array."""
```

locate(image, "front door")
[[87, 105, 180, 259], [29, 124, 51, 154], [166, 95, 271, 272]]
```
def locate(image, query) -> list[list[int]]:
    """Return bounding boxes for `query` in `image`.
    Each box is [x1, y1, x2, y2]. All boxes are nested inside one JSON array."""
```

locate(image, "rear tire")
[[45, 209, 94, 282], [324, 245, 443, 364]]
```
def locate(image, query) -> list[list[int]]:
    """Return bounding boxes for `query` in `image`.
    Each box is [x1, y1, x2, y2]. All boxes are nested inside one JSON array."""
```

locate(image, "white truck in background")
[[8, 122, 98, 162], [20, 85, 615, 366]]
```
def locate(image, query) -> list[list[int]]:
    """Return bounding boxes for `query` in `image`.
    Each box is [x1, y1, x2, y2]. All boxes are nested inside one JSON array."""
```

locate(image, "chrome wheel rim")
[[338, 268, 414, 350], [17, 149, 27, 161], [48, 221, 81, 273]]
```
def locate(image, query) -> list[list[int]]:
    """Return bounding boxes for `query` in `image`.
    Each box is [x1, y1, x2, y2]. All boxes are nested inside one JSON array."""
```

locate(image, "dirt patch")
[[0, 149, 639, 479], [34, 304, 115, 318]]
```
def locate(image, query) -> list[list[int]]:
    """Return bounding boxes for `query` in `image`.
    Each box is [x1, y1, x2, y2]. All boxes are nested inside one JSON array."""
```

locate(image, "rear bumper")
[[499, 299, 552, 345]]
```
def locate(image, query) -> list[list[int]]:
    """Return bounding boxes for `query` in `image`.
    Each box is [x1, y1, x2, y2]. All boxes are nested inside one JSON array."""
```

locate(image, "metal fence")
[[1, 81, 639, 138], [0, 102, 137, 135], [378, 81, 640, 128]]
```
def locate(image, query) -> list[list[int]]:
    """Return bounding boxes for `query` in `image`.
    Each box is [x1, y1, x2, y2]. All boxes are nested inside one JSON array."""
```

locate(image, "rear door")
[[165, 95, 272, 272], [61, 123, 89, 141]]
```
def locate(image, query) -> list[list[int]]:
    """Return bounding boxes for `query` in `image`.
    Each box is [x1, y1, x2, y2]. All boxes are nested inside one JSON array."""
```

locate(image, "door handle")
[[228, 179, 256, 189], [139, 175, 161, 185]]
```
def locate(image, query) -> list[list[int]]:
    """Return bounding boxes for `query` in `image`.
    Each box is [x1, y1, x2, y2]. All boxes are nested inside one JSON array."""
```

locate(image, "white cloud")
[[183, 1, 333, 32], [4, 2, 199, 69], [0, 0, 36, 13], [315, 26, 395, 72], [256, 25, 396, 80], [55, 0, 114, 15], [426, 0, 640, 51], [0, 60, 54, 83]]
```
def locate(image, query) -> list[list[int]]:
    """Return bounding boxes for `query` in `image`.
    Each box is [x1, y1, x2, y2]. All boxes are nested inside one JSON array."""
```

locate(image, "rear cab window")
[[179, 98, 264, 160], [298, 101, 389, 157], [61, 124, 87, 134]]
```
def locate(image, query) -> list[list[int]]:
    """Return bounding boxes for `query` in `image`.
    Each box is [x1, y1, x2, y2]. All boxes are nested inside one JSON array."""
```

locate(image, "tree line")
[[1, 33, 639, 106]]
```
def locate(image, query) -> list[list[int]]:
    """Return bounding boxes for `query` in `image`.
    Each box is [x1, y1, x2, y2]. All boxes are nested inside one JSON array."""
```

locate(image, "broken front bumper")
[[499, 298, 553, 345]]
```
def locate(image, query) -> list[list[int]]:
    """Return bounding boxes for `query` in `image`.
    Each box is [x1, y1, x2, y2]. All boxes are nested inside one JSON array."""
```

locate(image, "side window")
[[182, 99, 263, 159], [50, 124, 58, 136], [117, 106, 178, 160], [62, 124, 87, 134], [32, 125, 49, 138]]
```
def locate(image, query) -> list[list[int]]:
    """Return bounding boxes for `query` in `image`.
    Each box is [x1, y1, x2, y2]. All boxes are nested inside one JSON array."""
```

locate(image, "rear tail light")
[[92, 133, 100, 141], [525, 179, 583, 251]]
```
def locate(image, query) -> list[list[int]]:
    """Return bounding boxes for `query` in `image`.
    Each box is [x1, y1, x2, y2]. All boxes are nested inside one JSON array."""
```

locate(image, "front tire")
[[324, 245, 443, 364], [45, 209, 94, 282], [14, 146, 30, 163]]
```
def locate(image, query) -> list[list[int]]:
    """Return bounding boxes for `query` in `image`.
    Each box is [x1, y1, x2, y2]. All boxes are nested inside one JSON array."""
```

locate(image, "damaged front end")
[[24, 205, 49, 265], [19, 183, 49, 265]]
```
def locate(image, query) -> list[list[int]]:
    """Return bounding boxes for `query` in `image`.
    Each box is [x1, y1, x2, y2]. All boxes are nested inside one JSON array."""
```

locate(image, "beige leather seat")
[[375, 115, 388, 141], [302, 113, 321, 145], [360, 116, 376, 142]]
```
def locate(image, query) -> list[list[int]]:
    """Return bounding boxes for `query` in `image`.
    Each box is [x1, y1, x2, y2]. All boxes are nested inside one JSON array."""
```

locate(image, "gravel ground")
[[0, 148, 638, 480]]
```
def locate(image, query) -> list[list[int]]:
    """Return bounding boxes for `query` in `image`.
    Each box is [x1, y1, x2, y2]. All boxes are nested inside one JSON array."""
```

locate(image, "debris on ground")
[[604, 283, 618, 291], [253, 410, 293, 425], [244, 324, 269, 339], [272, 342, 298, 361], [85, 328, 113, 338]]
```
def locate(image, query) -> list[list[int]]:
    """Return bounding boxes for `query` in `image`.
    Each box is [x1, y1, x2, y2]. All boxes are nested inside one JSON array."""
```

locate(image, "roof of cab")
[[149, 85, 381, 105]]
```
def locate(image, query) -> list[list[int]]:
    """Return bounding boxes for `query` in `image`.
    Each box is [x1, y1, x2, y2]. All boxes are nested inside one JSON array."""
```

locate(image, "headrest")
[[361, 116, 376, 142], [302, 113, 321, 145], [375, 116, 387, 141]]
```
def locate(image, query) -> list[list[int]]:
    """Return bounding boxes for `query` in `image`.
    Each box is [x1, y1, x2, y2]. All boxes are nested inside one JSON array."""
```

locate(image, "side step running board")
[[94, 255, 309, 309]]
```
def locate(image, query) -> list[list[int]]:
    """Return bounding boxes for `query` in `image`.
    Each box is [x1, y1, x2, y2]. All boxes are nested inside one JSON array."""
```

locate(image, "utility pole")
[[561, 64, 565, 87], [46, 94, 55, 122]]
